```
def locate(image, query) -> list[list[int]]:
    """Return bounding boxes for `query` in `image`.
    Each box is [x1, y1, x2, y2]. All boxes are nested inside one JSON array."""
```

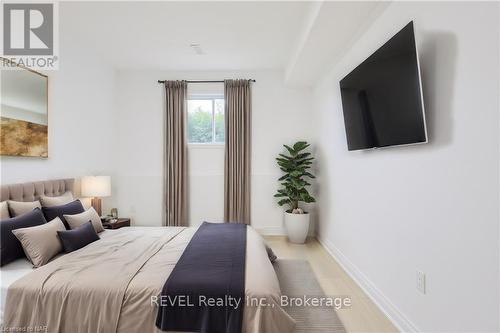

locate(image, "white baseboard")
[[256, 226, 286, 235], [256, 226, 316, 236], [317, 236, 419, 333]]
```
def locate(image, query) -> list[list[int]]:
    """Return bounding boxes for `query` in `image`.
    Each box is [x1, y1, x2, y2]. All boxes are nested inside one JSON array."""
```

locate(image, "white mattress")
[[0, 258, 34, 322]]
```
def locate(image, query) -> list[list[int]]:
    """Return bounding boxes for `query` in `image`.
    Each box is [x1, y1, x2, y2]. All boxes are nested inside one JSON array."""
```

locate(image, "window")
[[187, 97, 224, 144]]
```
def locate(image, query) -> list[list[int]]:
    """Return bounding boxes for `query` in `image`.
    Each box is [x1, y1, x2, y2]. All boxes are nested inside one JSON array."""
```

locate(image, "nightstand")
[[102, 218, 131, 229]]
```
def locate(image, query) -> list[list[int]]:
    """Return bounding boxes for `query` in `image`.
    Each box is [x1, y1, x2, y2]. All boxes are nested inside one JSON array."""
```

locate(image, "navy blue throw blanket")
[[156, 222, 247, 333]]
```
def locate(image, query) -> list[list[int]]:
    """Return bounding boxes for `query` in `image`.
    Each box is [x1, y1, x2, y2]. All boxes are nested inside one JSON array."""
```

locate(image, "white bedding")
[[0, 258, 33, 322]]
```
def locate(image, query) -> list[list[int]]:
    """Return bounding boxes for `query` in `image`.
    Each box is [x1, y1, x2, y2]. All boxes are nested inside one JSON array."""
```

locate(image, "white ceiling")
[[61, 1, 311, 71], [285, 1, 389, 86], [60, 1, 388, 85]]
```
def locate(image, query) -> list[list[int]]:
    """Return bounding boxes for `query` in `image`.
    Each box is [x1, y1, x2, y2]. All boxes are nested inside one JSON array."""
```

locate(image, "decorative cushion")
[[0, 201, 10, 219], [8, 200, 41, 217], [64, 207, 104, 233], [265, 244, 277, 263], [0, 208, 47, 266], [42, 200, 85, 229], [57, 222, 100, 253], [12, 217, 65, 268], [40, 191, 74, 207]]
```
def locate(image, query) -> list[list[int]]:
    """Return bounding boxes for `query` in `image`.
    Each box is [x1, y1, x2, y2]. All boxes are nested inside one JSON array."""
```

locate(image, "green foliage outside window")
[[187, 98, 225, 144], [188, 107, 212, 143], [214, 99, 224, 143]]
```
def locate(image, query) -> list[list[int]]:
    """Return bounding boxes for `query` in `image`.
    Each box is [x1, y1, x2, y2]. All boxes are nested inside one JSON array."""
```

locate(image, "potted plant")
[[274, 141, 316, 243]]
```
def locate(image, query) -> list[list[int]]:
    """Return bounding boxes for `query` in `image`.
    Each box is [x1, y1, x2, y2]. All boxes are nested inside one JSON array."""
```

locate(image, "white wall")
[[114, 70, 313, 233], [312, 2, 499, 332], [0, 10, 117, 212], [3, 3, 497, 330]]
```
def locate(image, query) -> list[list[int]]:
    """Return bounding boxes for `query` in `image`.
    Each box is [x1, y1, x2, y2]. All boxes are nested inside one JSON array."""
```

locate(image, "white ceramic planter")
[[284, 211, 310, 244]]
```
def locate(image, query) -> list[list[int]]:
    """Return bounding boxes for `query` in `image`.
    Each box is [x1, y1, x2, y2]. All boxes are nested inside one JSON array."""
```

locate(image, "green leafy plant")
[[274, 141, 316, 213]]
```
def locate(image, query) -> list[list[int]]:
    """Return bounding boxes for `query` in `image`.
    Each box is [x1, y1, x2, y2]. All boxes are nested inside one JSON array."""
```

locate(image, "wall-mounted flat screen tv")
[[339, 21, 427, 151]]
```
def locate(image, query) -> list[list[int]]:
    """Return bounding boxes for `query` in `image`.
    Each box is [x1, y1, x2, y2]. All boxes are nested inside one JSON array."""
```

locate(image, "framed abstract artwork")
[[1, 59, 48, 157]]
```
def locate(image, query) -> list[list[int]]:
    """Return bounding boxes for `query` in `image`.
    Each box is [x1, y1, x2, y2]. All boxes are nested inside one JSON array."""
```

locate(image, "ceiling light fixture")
[[190, 43, 205, 55]]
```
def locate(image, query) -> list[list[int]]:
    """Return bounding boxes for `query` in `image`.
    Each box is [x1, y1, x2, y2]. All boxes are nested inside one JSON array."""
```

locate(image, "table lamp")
[[81, 176, 111, 216]]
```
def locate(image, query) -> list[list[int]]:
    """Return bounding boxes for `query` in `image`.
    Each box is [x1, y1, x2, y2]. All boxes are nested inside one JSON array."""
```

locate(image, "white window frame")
[[187, 94, 225, 147]]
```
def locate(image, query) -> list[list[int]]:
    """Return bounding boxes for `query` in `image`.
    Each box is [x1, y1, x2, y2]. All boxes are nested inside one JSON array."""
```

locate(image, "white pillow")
[[0, 201, 10, 219], [40, 191, 74, 207], [8, 200, 41, 217], [64, 207, 104, 233]]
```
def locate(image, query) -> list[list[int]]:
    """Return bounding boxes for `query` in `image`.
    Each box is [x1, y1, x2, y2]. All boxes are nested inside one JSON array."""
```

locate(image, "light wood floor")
[[264, 236, 398, 333]]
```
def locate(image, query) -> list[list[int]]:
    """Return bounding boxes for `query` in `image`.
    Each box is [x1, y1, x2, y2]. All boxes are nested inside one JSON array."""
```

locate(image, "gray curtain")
[[224, 79, 252, 224], [164, 81, 188, 226]]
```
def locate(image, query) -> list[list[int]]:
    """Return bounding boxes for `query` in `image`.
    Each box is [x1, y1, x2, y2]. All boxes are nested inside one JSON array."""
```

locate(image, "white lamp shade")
[[81, 176, 111, 197]]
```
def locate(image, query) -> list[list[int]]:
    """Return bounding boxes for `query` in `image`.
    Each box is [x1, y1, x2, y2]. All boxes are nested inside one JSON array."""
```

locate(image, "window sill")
[[188, 143, 225, 149]]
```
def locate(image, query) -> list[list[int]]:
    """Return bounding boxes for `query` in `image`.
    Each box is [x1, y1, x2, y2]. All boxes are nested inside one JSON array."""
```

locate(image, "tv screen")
[[339, 21, 427, 151]]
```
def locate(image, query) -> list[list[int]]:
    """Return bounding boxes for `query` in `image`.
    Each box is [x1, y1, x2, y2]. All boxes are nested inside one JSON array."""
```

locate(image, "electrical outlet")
[[416, 270, 426, 294]]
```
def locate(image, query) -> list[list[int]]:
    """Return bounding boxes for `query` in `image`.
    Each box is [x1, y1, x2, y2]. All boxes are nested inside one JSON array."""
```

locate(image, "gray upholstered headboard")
[[0, 179, 75, 202]]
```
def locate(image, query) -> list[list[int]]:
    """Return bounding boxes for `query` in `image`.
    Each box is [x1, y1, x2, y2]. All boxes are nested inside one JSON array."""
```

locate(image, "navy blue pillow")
[[42, 200, 85, 229], [0, 208, 47, 266], [57, 222, 100, 253]]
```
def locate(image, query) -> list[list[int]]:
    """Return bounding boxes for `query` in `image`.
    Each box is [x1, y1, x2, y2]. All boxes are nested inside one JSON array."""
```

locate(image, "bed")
[[0, 179, 295, 333]]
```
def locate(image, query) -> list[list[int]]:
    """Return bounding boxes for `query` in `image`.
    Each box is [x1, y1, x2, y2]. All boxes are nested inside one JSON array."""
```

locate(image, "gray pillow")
[[63, 207, 104, 233], [255, 231, 278, 263], [265, 244, 277, 263], [41, 200, 85, 229], [12, 217, 65, 268], [57, 222, 100, 253], [8, 200, 42, 217], [0, 201, 10, 219], [0, 208, 47, 266], [40, 191, 74, 207]]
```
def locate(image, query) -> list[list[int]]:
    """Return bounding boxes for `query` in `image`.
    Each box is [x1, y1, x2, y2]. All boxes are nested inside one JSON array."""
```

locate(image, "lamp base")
[[91, 197, 102, 216]]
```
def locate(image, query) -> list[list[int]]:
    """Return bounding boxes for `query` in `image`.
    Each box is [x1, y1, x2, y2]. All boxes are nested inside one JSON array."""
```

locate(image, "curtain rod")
[[157, 79, 256, 84]]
